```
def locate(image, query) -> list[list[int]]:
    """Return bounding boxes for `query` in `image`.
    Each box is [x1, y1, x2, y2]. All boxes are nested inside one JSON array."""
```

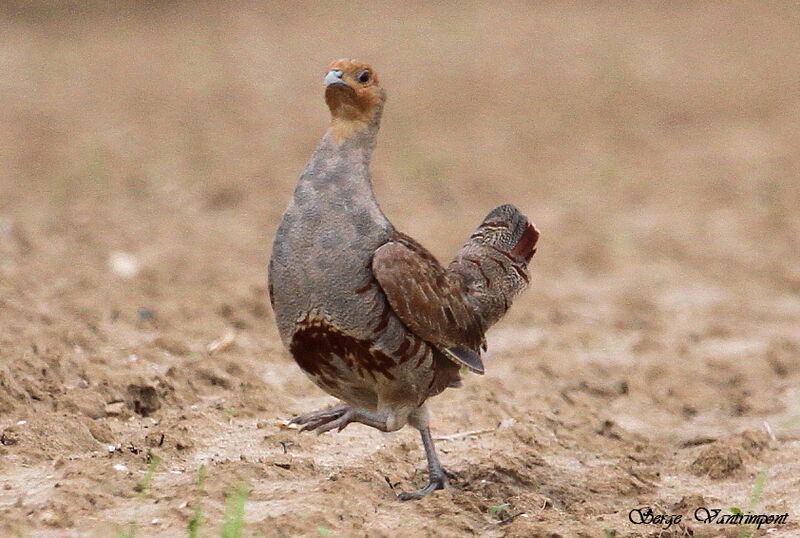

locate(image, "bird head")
[[324, 59, 386, 141]]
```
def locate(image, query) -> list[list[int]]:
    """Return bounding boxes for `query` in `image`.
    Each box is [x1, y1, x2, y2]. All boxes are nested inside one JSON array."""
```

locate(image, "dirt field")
[[1, 2, 799, 536]]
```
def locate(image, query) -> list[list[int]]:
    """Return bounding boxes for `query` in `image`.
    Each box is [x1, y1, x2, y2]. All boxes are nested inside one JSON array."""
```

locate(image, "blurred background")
[[1, 1, 799, 536], [2, 1, 799, 287]]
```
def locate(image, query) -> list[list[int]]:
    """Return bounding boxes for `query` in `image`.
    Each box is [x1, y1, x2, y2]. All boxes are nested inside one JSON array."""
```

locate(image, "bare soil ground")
[[1, 2, 799, 536]]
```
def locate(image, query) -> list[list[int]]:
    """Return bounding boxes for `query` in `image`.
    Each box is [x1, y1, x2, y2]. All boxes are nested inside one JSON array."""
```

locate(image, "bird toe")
[[396, 475, 448, 501], [290, 404, 349, 430], [314, 410, 354, 434]]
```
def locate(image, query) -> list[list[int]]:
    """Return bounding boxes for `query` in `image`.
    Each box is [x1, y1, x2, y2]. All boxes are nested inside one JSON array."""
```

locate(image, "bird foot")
[[397, 471, 449, 501], [289, 404, 349, 432], [395, 425, 454, 501], [290, 405, 388, 434]]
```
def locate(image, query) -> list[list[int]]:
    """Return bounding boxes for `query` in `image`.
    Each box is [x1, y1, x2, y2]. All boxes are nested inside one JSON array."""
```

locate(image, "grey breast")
[[270, 168, 394, 345]]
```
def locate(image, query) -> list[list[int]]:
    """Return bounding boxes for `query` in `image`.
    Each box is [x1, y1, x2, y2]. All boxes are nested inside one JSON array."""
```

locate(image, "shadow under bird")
[[269, 59, 539, 500]]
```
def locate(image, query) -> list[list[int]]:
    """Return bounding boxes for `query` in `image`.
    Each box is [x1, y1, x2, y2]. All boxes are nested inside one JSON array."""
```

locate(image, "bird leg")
[[291, 405, 389, 434], [397, 426, 449, 501]]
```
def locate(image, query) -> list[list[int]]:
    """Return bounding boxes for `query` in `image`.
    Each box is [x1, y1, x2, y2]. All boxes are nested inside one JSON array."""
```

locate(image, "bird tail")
[[449, 204, 539, 331]]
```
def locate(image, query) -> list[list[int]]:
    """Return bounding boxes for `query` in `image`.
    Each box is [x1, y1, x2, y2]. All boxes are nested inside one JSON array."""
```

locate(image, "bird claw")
[[290, 404, 349, 432], [442, 467, 458, 480], [313, 409, 354, 434], [397, 472, 449, 501]]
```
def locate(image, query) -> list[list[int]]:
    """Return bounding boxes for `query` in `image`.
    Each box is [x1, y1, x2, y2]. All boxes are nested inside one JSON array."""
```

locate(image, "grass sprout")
[[187, 465, 207, 538], [488, 503, 510, 515], [220, 483, 250, 538], [139, 455, 161, 497]]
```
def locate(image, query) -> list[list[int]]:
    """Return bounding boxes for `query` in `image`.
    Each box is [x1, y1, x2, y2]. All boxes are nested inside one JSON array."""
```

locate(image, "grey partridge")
[[268, 59, 539, 500]]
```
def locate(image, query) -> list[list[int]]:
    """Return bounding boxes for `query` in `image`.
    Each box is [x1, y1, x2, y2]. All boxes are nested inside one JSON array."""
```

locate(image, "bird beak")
[[324, 69, 348, 88]]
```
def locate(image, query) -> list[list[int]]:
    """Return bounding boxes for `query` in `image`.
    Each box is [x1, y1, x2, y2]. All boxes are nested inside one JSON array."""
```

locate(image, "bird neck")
[[303, 126, 379, 190], [297, 123, 390, 230], [327, 101, 383, 153], [319, 125, 379, 167], [293, 111, 392, 238]]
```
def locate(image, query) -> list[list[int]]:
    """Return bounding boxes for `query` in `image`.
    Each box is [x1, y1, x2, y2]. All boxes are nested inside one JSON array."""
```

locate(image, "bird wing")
[[372, 232, 486, 373]]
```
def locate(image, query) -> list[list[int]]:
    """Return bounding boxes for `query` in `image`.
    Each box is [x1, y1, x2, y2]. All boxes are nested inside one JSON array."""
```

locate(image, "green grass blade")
[[220, 483, 249, 538], [188, 502, 203, 538]]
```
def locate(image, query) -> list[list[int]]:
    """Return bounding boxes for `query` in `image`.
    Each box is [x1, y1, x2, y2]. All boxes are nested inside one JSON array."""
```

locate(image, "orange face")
[[324, 59, 386, 128]]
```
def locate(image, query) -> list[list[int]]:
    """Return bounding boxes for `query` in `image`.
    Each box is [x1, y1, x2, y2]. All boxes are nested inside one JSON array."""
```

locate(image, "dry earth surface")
[[1, 2, 799, 536]]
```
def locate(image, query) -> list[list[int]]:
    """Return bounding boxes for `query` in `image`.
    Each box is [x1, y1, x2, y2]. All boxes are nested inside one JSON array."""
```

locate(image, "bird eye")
[[357, 71, 371, 84]]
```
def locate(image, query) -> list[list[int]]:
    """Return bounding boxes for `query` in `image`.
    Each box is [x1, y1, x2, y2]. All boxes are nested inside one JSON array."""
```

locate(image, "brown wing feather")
[[372, 232, 484, 353]]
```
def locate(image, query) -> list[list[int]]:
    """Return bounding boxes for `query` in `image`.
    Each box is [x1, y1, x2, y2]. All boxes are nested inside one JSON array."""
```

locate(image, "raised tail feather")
[[449, 204, 539, 330], [475, 204, 539, 260], [371, 204, 537, 376], [511, 221, 539, 262]]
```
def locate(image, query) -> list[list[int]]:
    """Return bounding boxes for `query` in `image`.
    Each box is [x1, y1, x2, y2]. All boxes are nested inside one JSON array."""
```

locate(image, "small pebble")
[[109, 251, 140, 279]]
